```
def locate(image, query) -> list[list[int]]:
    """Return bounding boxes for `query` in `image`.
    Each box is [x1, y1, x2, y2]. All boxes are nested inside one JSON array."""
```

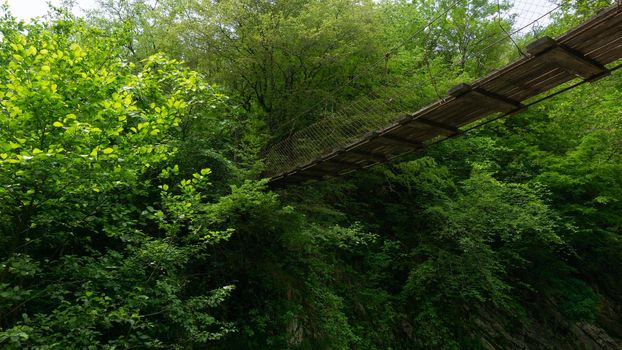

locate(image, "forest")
[[0, 0, 621, 348]]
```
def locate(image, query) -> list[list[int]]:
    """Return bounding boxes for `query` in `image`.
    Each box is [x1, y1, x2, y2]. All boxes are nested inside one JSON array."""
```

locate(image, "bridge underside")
[[268, 5, 622, 186]]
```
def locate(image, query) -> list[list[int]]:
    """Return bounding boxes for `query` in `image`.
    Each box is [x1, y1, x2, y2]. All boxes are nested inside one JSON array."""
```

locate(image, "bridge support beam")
[[377, 134, 426, 148], [348, 148, 388, 163], [410, 117, 463, 136], [289, 171, 324, 180], [299, 166, 334, 177], [322, 157, 361, 168], [363, 131, 426, 149], [526, 36, 610, 81], [449, 84, 524, 113]]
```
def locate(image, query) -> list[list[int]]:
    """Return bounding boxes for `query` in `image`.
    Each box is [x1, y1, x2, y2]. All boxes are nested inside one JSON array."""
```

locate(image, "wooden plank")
[[544, 47, 609, 81], [507, 69, 571, 101], [303, 169, 334, 177], [363, 130, 424, 149], [524, 70, 574, 94], [568, 19, 622, 55], [322, 157, 361, 168], [581, 22, 622, 60], [423, 95, 482, 122], [588, 31, 622, 62], [485, 75, 543, 100], [593, 33, 622, 55], [300, 162, 335, 175], [559, 4, 622, 44], [527, 36, 610, 80], [561, 7, 622, 50], [288, 171, 322, 180], [322, 148, 365, 166], [390, 123, 441, 142], [348, 148, 388, 163], [468, 89, 524, 112], [376, 134, 425, 148], [410, 117, 462, 136], [433, 103, 490, 128], [478, 58, 552, 99], [596, 45, 622, 63], [448, 83, 524, 113]]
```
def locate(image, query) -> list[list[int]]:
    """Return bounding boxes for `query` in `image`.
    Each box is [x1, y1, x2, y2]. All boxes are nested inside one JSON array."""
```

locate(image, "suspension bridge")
[[265, 1, 622, 185]]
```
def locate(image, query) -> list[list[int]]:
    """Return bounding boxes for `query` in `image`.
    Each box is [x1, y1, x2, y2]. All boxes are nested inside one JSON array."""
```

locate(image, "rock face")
[[572, 322, 622, 350], [476, 297, 622, 350]]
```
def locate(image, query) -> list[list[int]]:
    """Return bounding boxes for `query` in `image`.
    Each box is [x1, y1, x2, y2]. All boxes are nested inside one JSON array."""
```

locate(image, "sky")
[[3, 0, 98, 21], [4, 0, 557, 27], [3, 0, 557, 39]]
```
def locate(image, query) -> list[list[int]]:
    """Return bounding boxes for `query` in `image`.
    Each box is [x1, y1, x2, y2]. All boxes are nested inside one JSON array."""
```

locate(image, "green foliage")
[[1, 1, 621, 349], [0, 10, 251, 348], [93, 0, 387, 137]]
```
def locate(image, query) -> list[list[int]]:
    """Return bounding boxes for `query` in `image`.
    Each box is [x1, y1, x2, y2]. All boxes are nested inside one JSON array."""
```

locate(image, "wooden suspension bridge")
[[267, 4, 622, 186]]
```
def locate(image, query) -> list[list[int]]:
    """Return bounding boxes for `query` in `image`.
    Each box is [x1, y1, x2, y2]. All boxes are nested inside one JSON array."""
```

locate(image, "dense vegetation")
[[1, 0, 621, 348]]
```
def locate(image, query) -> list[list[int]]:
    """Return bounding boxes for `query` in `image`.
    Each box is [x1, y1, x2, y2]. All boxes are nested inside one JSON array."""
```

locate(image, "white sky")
[[3, 0, 557, 37], [4, 0, 557, 24], [3, 0, 98, 21]]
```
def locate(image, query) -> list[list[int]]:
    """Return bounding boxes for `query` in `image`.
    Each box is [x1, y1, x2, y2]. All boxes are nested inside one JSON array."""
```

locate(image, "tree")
[[0, 11, 251, 348], [92, 0, 387, 138]]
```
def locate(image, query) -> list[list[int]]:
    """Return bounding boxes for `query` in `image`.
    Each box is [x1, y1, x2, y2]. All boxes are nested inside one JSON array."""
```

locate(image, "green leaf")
[[26, 46, 37, 56]]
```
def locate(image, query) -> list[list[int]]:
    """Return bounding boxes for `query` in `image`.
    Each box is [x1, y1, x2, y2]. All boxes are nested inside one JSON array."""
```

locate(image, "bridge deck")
[[269, 5, 622, 185]]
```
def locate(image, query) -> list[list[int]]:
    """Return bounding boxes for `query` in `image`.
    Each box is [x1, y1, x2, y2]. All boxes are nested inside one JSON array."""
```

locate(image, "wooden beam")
[[374, 134, 425, 148], [492, 75, 545, 97], [395, 115, 413, 124], [286, 166, 323, 178], [411, 117, 462, 136], [467, 89, 524, 113], [363, 131, 380, 140], [527, 36, 609, 81], [300, 164, 334, 176], [448, 83, 472, 97], [348, 148, 387, 163], [526, 36, 560, 55], [304, 170, 334, 178], [322, 157, 361, 168], [449, 83, 524, 113], [364, 131, 423, 148], [268, 175, 285, 183], [289, 171, 322, 180], [269, 176, 302, 186]]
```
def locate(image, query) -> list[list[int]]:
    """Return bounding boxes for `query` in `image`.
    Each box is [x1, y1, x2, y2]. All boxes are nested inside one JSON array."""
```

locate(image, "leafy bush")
[[0, 12, 241, 348]]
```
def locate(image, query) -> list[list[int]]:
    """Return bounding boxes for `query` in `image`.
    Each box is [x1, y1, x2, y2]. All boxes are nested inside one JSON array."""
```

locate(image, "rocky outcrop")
[[476, 297, 622, 350]]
